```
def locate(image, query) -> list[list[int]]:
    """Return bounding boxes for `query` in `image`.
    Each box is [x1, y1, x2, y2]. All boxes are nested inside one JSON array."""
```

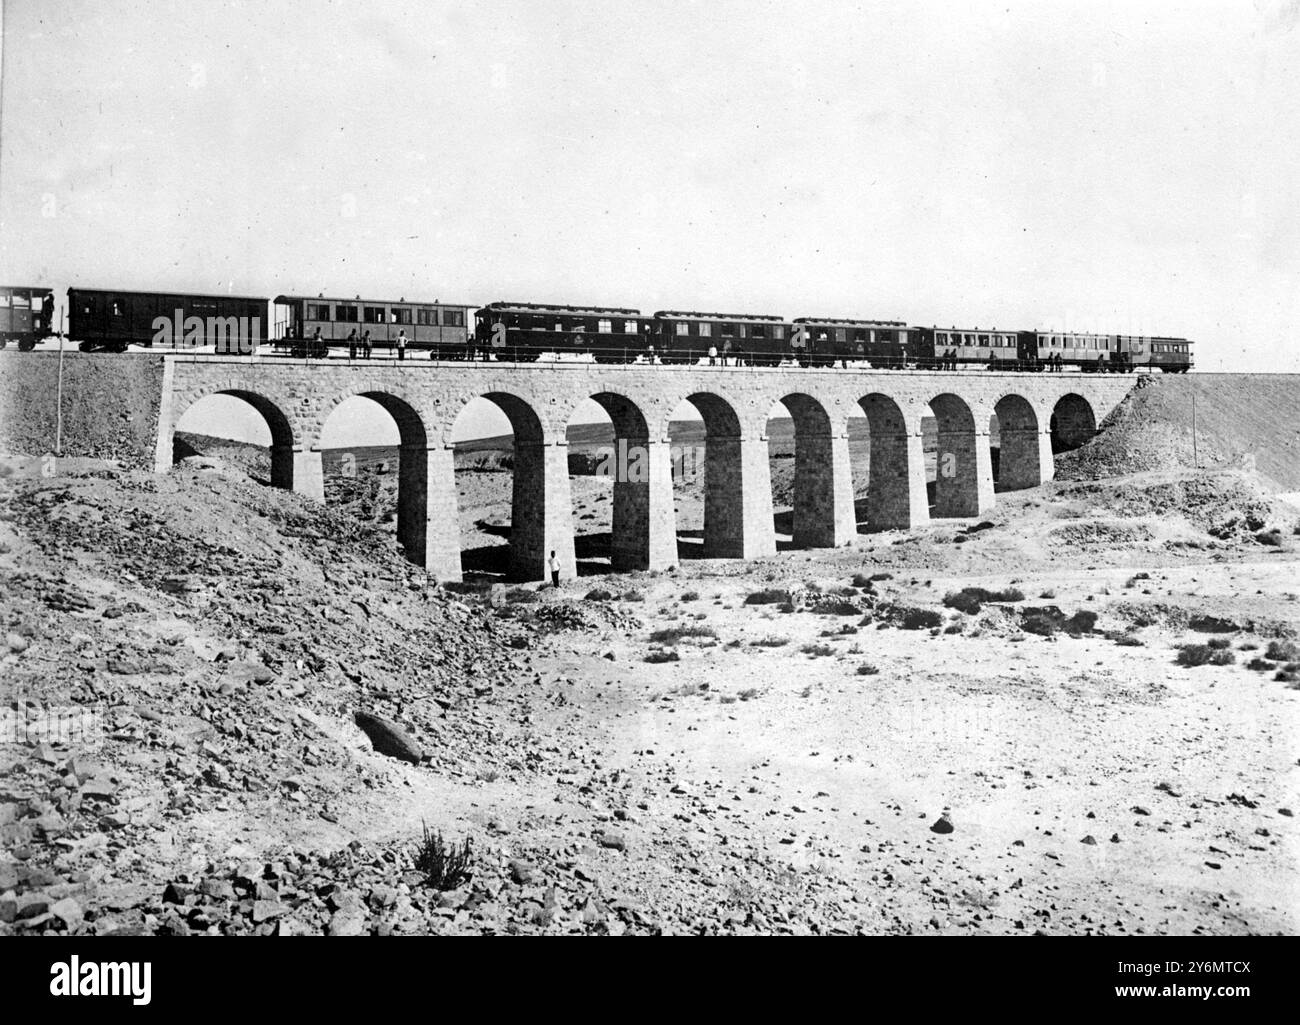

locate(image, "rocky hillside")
[[1057, 374, 1300, 489]]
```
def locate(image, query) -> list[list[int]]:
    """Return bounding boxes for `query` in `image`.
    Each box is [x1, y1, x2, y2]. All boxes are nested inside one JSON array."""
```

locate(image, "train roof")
[[932, 325, 1022, 333], [275, 294, 472, 308], [68, 286, 269, 302], [653, 310, 787, 323], [792, 316, 906, 327], [1, 285, 55, 296], [477, 301, 642, 317]]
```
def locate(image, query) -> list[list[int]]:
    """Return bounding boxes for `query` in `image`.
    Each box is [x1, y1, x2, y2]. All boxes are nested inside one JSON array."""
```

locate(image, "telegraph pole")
[[55, 301, 67, 458], [1191, 390, 1199, 469]]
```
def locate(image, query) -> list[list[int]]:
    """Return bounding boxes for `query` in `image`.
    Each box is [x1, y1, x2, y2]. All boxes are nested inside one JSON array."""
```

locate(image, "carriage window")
[[698, 323, 711, 337], [835, 328, 846, 342], [392, 307, 412, 325], [752, 325, 765, 339], [111, 302, 123, 316], [444, 309, 464, 327], [417, 308, 436, 325], [720, 323, 734, 337], [337, 305, 358, 322], [676, 323, 689, 336], [624, 320, 637, 333], [737, 325, 747, 338], [598, 319, 612, 333], [773, 325, 783, 339], [978, 334, 990, 345], [854, 330, 867, 342], [555, 321, 565, 332], [364, 307, 385, 323]]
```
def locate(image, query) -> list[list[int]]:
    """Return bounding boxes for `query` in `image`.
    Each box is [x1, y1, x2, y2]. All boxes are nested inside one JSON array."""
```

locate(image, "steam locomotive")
[[0, 285, 1193, 372]]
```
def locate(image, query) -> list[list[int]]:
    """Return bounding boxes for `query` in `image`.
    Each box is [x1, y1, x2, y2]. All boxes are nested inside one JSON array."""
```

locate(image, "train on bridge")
[[1, 285, 1193, 372]]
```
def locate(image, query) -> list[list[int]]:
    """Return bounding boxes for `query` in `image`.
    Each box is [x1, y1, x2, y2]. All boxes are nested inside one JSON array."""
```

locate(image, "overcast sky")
[[2, 0, 1297, 443]]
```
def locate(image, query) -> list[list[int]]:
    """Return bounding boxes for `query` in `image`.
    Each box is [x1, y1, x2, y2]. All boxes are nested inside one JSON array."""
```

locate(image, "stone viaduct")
[[153, 356, 1135, 582]]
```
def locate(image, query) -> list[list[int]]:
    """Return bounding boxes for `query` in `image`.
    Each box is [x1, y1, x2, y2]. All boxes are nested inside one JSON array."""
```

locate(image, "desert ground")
[[2, 375, 1298, 935]]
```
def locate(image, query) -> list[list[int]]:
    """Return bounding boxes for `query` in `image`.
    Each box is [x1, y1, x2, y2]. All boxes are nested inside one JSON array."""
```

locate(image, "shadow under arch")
[[675, 390, 755, 559], [929, 392, 983, 518], [991, 393, 1043, 491], [1050, 393, 1098, 453], [854, 392, 925, 531], [771, 392, 844, 547]]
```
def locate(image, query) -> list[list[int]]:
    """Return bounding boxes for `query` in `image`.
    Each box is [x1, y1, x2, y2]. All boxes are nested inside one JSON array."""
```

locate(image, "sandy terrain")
[[2, 379, 1298, 935]]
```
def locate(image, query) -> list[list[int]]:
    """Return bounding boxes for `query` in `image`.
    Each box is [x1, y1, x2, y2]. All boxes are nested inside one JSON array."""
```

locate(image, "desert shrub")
[[944, 622, 964, 635], [1255, 529, 1286, 547], [896, 606, 943, 630], [738, 688, 760, 701], [1022, 615, 1057, 637], [856, 664, 880, 676], [507, 588, 541, 604], [942, 590, 984, 616], [942, 586, 1026, 615], [584, 587, 614, 601], [805, 582, 823, 594], [1176, 644, 1236, 667], [778, 602, 797, 614], [800, 643, 836, 657], [679, 590, 700, 602], [1265, 639, 1300, 662], [1246, 658, 1273, 671], [1274, 667, 1299, 682], [1064, 610, 1098, 634], [648, 625, 717, 645], [851, 573, 873, 588], [416, 825, 473, 891], [817, 600, 861, 616], [750, 636, 789, 647], [1207, 637, 1232, 650], [621, 589, 646, 602], [1113, 633, 1143, 647], [1039, 589, 1057, 599], [745, 588, 789, 606], [870, 572, 893, 582], [1239, 642, 1258, 651], [644, 649, 681, 664]]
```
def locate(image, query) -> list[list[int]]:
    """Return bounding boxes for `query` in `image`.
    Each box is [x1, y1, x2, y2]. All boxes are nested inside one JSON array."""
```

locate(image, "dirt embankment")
[[1057, 374, 1300, 490]]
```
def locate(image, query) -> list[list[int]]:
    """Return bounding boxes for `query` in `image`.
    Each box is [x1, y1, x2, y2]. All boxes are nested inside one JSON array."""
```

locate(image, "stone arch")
[[168, 386, 300, 490], [772, 392, 852, 548], [317, 389, 432, 566], [991, 393, 1046, 492], [442, 390, 569, 583], [1050, 393, 1097, 453], [665, 390, 774, 559], [856, 392, 928, 530], [929, 392, 991, 518]]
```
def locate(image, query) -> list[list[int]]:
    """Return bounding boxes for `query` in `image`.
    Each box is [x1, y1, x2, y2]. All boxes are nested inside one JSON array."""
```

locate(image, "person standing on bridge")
[[362, 330, 372, 360], [347, 328, 358, 360], [397, 330, 407, 361], [549, 550, 561, 588], [707, 343, 718, 366]]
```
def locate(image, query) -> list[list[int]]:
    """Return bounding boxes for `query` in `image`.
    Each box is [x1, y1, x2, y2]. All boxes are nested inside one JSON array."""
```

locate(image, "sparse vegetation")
[[738, 687, 761, 701], [679, 590, 700, 602], [816, 600, 861, 616], [800, 642, 836, 657], [415, 825, 473, 891], [750, 636, 790, 648], [942, 586, 1027, 615], [745, 588, 789, 606], [856, 664, 880, 676], [584, 587, 614, 601], [1265, 639, 1300, 662], [897, 606, 943, 630], [621, 589, 646, 602], [648, 625, 717, 645], [507, 587, 541, 604], [1176, 644, 1237, 667], [644, 648, 681, 664]]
